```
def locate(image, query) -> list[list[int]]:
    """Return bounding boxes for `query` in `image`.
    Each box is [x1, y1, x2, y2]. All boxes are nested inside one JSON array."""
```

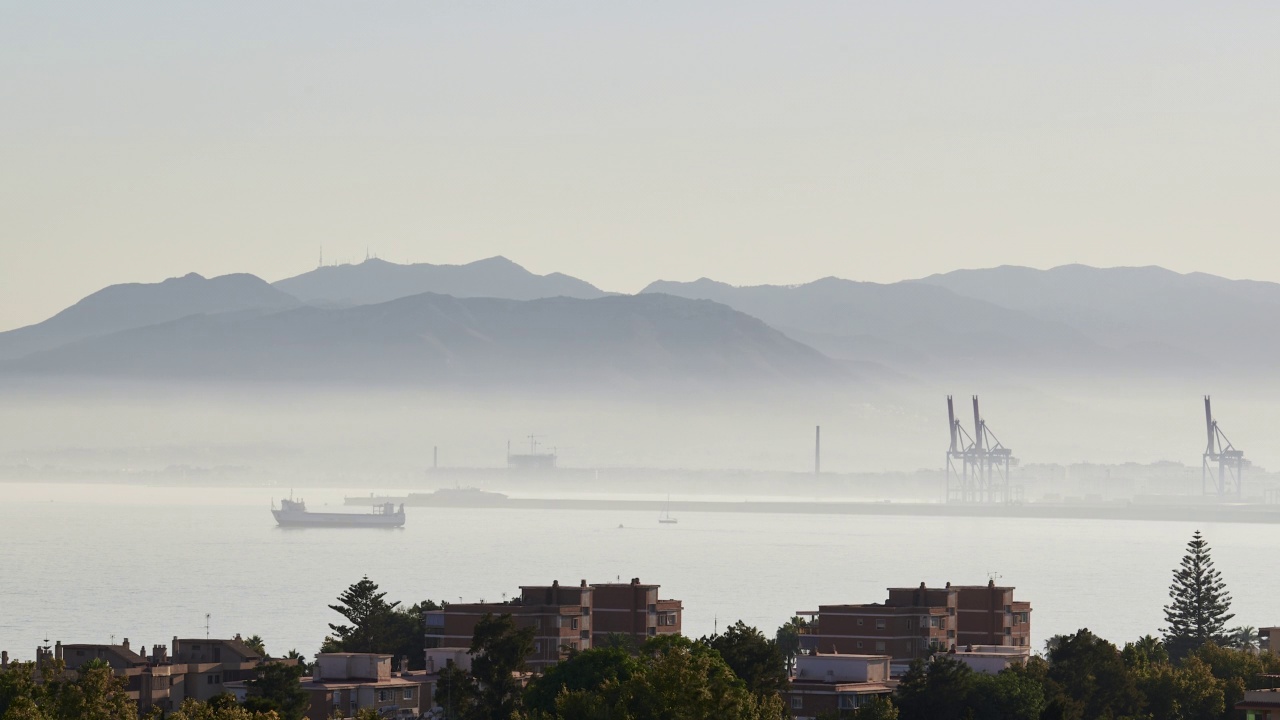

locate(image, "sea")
[[2, 481, 1276, 662]]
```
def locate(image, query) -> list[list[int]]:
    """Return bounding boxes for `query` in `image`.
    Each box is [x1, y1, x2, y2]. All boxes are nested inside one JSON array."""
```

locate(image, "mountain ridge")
[[273, 256, 607, 306], [3, 291, 841, 388], [0, 272, 299, 361]]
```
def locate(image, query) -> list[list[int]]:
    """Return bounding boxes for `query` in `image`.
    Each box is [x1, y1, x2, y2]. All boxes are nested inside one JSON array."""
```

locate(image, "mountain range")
[[273, 256, 606, 306], [3, 257, 1278, 386], [5, 292, 834, 386]]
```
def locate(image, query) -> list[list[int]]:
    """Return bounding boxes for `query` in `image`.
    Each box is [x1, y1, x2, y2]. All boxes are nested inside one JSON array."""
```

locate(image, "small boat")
[[272, 498, 405, 528], [659, 495, 678, 524]]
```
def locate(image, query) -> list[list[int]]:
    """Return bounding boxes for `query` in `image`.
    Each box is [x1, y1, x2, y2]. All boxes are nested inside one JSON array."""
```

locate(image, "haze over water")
[[3, 481, 1276, 662]]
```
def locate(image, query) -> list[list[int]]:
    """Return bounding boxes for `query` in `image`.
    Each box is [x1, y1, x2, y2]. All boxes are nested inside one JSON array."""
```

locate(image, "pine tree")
[[1162, 530, 1234, 659]]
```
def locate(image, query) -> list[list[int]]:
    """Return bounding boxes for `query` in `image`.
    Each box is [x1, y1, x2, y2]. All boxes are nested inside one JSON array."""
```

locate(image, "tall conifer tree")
[[1163, 530, 1234, 659]]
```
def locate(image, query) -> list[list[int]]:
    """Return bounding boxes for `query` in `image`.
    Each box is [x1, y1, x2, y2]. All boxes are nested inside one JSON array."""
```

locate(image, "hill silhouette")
[[4, 292, 839, 388], [273, 256, 606, 306], [0, 273, 298, 361], [641, 276, 1105, 373]]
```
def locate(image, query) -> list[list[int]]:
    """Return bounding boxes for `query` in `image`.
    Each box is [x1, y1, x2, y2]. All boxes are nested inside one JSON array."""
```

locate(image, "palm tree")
[[1230, 626, 1260, 653]]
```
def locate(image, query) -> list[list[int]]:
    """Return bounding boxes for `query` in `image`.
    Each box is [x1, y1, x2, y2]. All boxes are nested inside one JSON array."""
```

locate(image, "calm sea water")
[[2, 482, 1277, 662]]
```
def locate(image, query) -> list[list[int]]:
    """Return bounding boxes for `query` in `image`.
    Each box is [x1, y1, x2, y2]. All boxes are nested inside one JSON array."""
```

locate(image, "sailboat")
[[659, 495, 678, 524]]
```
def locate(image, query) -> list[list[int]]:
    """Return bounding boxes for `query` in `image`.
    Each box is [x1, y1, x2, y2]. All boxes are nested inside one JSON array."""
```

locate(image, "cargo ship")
[[272, 497, 405, 528]]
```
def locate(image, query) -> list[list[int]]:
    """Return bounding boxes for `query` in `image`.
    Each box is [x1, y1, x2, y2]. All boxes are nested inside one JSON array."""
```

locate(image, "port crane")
[[1202, 396, 1247, 498], [945, 395, 1015, 503]]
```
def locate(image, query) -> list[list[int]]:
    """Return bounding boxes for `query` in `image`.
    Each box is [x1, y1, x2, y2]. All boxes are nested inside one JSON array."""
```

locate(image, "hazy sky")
[[2, 1, 1277, 331]]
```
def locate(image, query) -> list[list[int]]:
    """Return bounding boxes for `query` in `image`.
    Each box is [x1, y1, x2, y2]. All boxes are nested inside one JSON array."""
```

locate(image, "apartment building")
[[798, 580, 1032, 662], [785, 653, 894, 720], [44, 640, 175, 714], [299, 654, 423, 720], [170, 636, 268, 702], [30, 635, 276, 714], [424, 577, 682, 670]]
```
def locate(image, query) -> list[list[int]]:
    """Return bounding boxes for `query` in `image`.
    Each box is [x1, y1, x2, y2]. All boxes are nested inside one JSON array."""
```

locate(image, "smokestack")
[[815, 426, 821, 475]]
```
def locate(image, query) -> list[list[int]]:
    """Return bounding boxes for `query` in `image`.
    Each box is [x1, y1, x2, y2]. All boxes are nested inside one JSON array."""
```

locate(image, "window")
[[648, 627, 656, 636], [791, 697, 803, 710], [857, 618, 864, 626], [571, 618, 579, 630], [378, 690, 388, 702], [875, 619, 886, 630], [906, 619, 913, 630], [534, 642, 542, 654], [333, 692, 342, 707], [856, 641, 863, 649], [875, 641, 886, 653], [403, 689, 413, 700]]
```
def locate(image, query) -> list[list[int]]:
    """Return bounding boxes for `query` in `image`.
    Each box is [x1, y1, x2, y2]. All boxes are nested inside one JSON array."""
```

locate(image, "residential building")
[[1261, 627, 1279, 656], [28, 635, 280, 715], [1237, 683, 1280, 720], [785, 654, 894, 720], [424, 577, 682, 670], [950, 644, 1032, 674], [43, 640, 175, 714], [170, 636, 268, 702], [301, 653, 422, 720], [589, 578, 683, 645], [797, 579, 1032, 663]]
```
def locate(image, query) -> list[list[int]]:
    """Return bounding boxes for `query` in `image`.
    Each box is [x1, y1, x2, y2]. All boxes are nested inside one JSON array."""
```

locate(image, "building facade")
[[424, 577, 682, 670], [798, 580, 1032, 662], [30, 635, 277, 714], [300, 654, 422, 720], [785, 654, 894, 720]]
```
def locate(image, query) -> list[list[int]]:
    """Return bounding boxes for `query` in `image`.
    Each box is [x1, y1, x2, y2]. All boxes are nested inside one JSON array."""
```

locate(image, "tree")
[[894, 656, 977, 720], [1121, 635, 1170, 670], [1163, 530, 1235, 660], [322, 578, 440, 670], [523, 647, 639, 716], [1229, 626, 1260, 653], [1190, 642, 1280, 712], [615, 635, 784, 720], [820, 697, 899, 720], [1131, 655, 1224, 720], [0, 657, 137, 720], [775, 616, 809, 673], [1044, 629, 1144, 720], [702, 621, 789, 698], [468, 613, 535, 720], [324, 576, 400, 655], [244, 662, 309, 720], [283, 650, 310, 674], [162, 697, 279, 720], [432, 660, 477, 720], [242, 635, 266, 656], [543, 636, 783, 720]]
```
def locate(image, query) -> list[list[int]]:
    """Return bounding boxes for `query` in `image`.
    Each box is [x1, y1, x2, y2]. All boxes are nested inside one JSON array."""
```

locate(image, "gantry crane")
[[946, 395, 1015, 503], [1202, 396, 1247, 498]]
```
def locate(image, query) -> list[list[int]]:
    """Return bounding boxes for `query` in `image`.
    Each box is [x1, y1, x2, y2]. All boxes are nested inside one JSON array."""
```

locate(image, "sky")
[[1, 1, 1278, 332]]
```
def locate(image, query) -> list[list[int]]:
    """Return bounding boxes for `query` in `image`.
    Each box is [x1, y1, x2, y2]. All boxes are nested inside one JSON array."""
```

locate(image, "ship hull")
[[272, 509, 405, 528]]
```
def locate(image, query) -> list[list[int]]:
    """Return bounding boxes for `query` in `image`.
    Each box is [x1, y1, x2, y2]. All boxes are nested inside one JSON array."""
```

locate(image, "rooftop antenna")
[[205, 614, 210, 640], [987, 571, 1002, 583], [110, 634, 116, 646]]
